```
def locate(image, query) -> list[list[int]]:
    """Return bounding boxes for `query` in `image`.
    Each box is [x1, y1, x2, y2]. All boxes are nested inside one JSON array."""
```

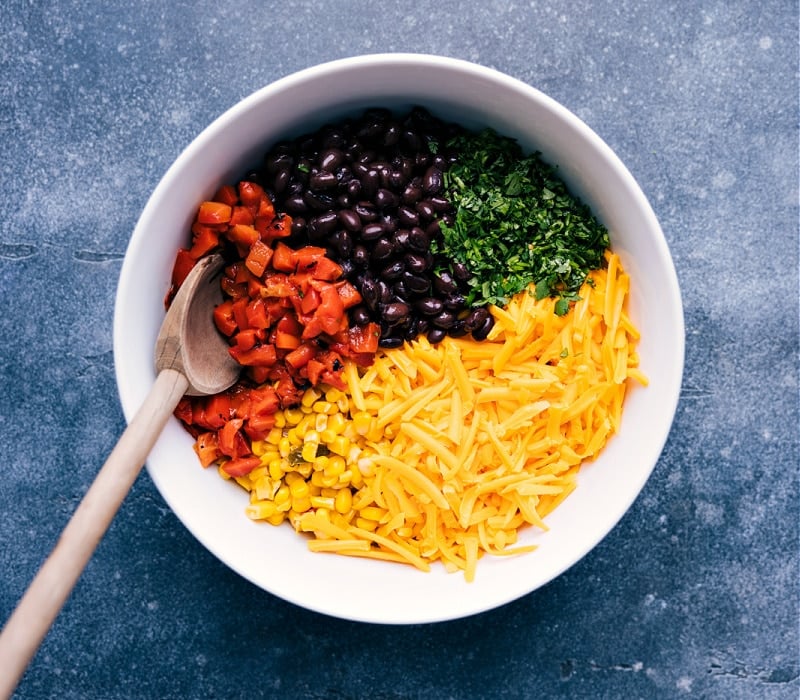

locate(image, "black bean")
[[392, 280, 408, 300], [381, 301, 410, 325], [433, 270, 458, 295], [390, 228, 409, 250], [415, 200, 435, 221], [425, 219, 442, 237], [360, 222, 386, 241], [464, 307, 490, 332], [265, 152, 293, 175], [320, 148, 344, 172], [336, 193, 352, 208], [375, 188, 399, 209], [423, 166, 443, 194], [338, 209, 361, 232], [379, 335, 404, 349], [416, 317, 430, 335], [309, 170, 337, 190], [402, 271, 430, 295], [352, 162, 369, 178], [404, 252, 427, 274], [432, 310, 456, 329], [284, 193, 308, 215], [351, 305, 371, 326], [402, 129, 423, 151], [444, 293, 466, 311], [387, 169, 406, 191], [303, 190, 334, 211], [383, 123, 400, 147], [427, 328, 446, 344], [352, 244, 369, 268], [380, 260, 405, 281], [273, 169, 291, 194], [371, 237, 395, 261], [448, 319, 468, 337], [361, 276, 380, 311], [291, 216, 306, 237], [428, 196, 451, 213], [339, 259, 355, 278], [452, 261, 471, 282], [354, 202, 379, 223], [403, 317, 420, 341], [360, 169, 380, 198], [415, 297, 443, 316], [331, 230, 353, 257], [407, 227, 429, 252], [471, 315, 495, 341], [402, 182, 423, 205], [377, 279, 392, 303], [397, 205, 420, 227], [308, 211, 338, 238], [347, 180, 361, 198]]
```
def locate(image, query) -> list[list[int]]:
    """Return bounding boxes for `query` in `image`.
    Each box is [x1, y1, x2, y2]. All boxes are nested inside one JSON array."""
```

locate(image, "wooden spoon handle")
[[0, 368, 189, 699]]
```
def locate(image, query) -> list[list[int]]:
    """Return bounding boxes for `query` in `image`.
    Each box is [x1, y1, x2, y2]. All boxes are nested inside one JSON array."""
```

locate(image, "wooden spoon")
[[0, 253, 240, 698]]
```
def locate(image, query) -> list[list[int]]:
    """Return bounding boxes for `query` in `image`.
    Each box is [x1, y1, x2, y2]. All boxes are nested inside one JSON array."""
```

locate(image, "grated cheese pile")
[[223, 251, 646, 580]]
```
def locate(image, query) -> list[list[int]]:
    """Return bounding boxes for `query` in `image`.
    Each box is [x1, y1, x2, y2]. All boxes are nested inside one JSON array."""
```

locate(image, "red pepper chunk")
[[197, 201, 233, 225]]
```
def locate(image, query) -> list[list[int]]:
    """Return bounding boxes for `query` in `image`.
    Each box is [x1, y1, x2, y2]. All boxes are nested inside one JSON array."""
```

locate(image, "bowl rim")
[[113, 53, 685, 624]]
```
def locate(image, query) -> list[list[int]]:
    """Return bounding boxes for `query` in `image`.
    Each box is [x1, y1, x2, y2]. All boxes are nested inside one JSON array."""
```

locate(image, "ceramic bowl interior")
[[114, 54, 684, 624]]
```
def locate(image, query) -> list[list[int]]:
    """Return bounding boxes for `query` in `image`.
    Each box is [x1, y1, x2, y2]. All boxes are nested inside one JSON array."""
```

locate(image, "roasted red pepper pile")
[[168, 181, 380, 473]]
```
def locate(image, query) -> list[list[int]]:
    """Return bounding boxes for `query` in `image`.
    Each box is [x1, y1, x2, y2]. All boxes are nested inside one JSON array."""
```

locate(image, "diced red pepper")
[[213, 184, 239, 206], [194, 432, 221, 467], [245, 239, 273, 277], [271, 242, 296, 272], [213, 299, 238, 336], [197, 201, 232, 225], [229, 344, 278, 367], [222, 456, 262, 477]]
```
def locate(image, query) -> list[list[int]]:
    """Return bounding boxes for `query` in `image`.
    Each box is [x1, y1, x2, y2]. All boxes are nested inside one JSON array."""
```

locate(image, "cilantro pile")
[[437, 129, 609, 314]]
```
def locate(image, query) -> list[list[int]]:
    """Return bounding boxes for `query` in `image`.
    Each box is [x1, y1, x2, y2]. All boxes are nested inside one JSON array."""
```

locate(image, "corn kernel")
[[291, 497, 311, 513], [314, 413, 328, 432], [287, 429, 302, 447], [284, 408, 304, 425], [360, 505, 386, 522], [268, 459, 284, 480], [245, 501, 277, 520], [311, 496, 335, 510], [355, 517, 378, 531], [313, 454, 329, 472], [278, 437, 292, 458], [302, 387, 322, 407], [301, 442, 318, 463], [352, 411, 373, 436], [273, 412, 286, 428], [267, 512, 286, 526], [328, 436, 350, 457], [334, 488, 353, 514], [289, 478, 310, 499], [328, 413, 347, 434], [311, 470, 328, 488], [266, 427, 283, 445], [325, 456, 346, 478], [312, 401, 335, 414]]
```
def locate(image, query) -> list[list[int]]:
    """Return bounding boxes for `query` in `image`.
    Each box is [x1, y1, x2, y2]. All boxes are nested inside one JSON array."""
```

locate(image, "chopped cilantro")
[[439, 129, 609, 311]]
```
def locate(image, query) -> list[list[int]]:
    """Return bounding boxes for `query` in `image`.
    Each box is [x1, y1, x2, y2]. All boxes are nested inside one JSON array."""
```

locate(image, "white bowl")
[[114, 54, 684, 624]]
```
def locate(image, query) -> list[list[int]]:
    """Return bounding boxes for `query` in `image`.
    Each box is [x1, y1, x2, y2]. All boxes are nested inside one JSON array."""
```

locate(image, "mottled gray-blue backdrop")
[[1, 1, 797, 698]]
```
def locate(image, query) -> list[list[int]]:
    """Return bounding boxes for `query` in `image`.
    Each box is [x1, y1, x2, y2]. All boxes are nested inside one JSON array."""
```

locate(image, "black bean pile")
[[243, 107, 495, 348]]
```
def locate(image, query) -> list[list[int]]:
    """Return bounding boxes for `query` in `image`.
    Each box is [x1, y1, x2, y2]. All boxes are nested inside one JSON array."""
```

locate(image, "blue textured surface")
[[1, 2, 798, 698]]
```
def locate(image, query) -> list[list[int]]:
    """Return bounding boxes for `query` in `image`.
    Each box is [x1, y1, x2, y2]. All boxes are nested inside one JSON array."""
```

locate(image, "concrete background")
[[1, 1, 797, 698]]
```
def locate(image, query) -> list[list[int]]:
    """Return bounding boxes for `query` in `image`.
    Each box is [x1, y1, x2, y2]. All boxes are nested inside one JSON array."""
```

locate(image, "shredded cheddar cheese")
[[228, 252, 646, 581]]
